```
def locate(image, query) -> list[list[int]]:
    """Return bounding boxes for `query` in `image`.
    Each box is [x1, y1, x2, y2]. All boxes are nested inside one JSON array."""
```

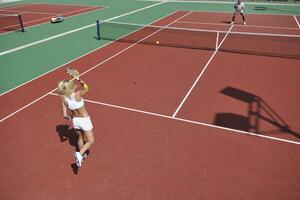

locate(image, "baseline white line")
[[136, 0, 300, 6], [182, 8, 300, 16], [0, 89, 55, 123], [294, 15, 300, 29], [32, 2, 101, 7], [0, 1, 166, 55], [48, 92, 300, 146], [0, 10, 188, 123], [0, 8, 59, 15], [177, 20, 300, 31], [0, 10, 176, 96], [0, 0, 21, 2], [172, 24, 234, 118], [0, 2, 32, 9]]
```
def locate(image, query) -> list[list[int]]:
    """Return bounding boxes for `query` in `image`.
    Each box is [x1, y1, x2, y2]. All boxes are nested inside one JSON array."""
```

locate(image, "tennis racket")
[[66, 67, 80, 80]]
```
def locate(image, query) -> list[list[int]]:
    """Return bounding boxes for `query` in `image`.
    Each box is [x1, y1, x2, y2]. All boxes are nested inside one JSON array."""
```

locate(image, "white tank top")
[[235, 2, 244, 12], [64, 93, 84, 110]]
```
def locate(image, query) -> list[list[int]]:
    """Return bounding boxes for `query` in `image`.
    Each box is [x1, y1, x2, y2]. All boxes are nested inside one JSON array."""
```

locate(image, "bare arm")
[[61, 97, 71, 121], [78, 79, 89, 96]]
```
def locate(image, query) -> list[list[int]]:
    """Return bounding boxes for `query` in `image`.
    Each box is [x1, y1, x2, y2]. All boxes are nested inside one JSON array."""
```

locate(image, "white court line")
[[0, 8, 59, 15], [294, 15, 300, 29], [0, 9, 176, 97], [32, 2, 102, 7], [0, 89, 56, 123], [0, 0, 166, 54], [0, 2, 32, 9], [1, 11, 176, 98], [0, 6, 107, 37], [0, 10, 189, 123], [0, 6, 104, 36], [0, 0, 21, 3], [48, 92, 300, 146], [136, 0, 300, 7], [182, 8, 300, 16], [177, 20, 300, 31], [104, 20, 300, 37], [172, 24, 234, 117]]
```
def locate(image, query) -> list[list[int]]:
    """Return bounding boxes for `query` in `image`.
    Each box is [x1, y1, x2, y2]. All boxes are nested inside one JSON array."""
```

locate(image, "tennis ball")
[[156, 41, 159, 44]]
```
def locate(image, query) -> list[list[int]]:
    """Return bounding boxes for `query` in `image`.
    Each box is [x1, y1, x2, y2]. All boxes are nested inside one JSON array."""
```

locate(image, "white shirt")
[[234, 2, 245, 13], [64, 93, 84, 110]]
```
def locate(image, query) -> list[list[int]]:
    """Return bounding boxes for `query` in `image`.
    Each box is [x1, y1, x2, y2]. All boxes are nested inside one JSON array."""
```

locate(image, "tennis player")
[[57, 79, 94, 167], [231, 0, 246, 25]]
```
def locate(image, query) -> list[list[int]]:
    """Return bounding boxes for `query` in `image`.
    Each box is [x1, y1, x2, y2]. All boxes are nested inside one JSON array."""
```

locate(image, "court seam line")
[[0, 0, 166, 51], [0, 9, 177, 97], [136, 0, 300, 7], [30, 2, 103, 7], [182, 9, 300, 16], [0, 8, 60, 15], [0, 4, 103, 15], [293, 15, 300, 29], [177, 20, 300, 31], [0, 10, 187, 122], [172, 24, 234, 118], [0, 6, 105, 35], [47, 92, 300, 146], [0, 2, 33, 9]]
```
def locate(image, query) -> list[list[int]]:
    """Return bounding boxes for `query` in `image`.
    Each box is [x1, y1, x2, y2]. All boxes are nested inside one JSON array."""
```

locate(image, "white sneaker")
[[82, 152, 88, 160], [74, 152, 83, 167], [243, 21, 246, 25]]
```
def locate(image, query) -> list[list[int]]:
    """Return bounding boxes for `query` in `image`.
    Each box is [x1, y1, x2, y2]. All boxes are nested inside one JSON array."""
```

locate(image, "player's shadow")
[[222, 20, 232, 24], [56, 125, 78, 148], [214, 87, 300, 138], [56, 125, 79, 174]]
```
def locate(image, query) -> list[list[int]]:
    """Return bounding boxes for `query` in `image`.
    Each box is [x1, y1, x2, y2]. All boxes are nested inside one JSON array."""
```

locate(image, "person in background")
[[231, 0, 246, 25]]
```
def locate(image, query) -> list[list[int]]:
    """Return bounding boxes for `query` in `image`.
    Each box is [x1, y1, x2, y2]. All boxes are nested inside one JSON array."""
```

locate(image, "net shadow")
[[214, 86, 300, 138]]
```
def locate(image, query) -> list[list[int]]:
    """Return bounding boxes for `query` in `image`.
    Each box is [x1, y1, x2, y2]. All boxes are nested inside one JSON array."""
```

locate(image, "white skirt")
[[72, 116, 93, 131]]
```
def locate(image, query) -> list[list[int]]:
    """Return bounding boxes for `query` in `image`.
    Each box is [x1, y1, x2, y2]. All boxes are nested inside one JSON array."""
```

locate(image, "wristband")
[[83, 83, 89, 90]]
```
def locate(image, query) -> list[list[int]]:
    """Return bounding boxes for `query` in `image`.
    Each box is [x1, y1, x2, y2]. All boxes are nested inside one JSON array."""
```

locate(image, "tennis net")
[[0, 13, 25, 32], [96, 20, 300, 59]]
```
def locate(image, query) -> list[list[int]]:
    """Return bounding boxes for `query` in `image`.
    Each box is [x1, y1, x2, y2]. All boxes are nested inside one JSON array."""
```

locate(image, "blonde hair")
[[56, 80, 77, 96]]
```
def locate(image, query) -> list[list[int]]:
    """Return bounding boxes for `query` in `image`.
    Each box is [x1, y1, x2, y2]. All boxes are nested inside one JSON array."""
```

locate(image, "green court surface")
[[0, 0, 300, 94]]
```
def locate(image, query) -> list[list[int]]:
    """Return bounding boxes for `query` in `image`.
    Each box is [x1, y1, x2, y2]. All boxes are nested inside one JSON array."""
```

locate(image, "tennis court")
[[0, 3, 103, 34], [1, 0, 300, 199]]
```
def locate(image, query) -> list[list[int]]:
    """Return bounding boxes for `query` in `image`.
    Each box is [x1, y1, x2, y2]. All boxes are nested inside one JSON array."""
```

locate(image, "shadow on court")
[[56, 125, 78, 148], [214, 86, 300, 138], [56, 125, 79, 174]]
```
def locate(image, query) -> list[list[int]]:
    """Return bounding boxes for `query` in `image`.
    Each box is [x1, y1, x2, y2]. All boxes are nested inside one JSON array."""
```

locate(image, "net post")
[[96, 20, 101, 40], [216, 31, 219, 50], [18, 14, 25, 32]]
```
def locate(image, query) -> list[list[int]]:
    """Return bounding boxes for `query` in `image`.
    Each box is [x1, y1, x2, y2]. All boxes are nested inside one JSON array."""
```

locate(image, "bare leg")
[[231, 12, 236, 23], [79, 130, 94, 156], [76, 129, 84, 151], [241, 13, 246, 24]]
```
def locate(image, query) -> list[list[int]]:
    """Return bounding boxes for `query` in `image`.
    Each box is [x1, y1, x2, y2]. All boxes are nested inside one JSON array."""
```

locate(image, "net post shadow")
[[214, 86, 300, 138]]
